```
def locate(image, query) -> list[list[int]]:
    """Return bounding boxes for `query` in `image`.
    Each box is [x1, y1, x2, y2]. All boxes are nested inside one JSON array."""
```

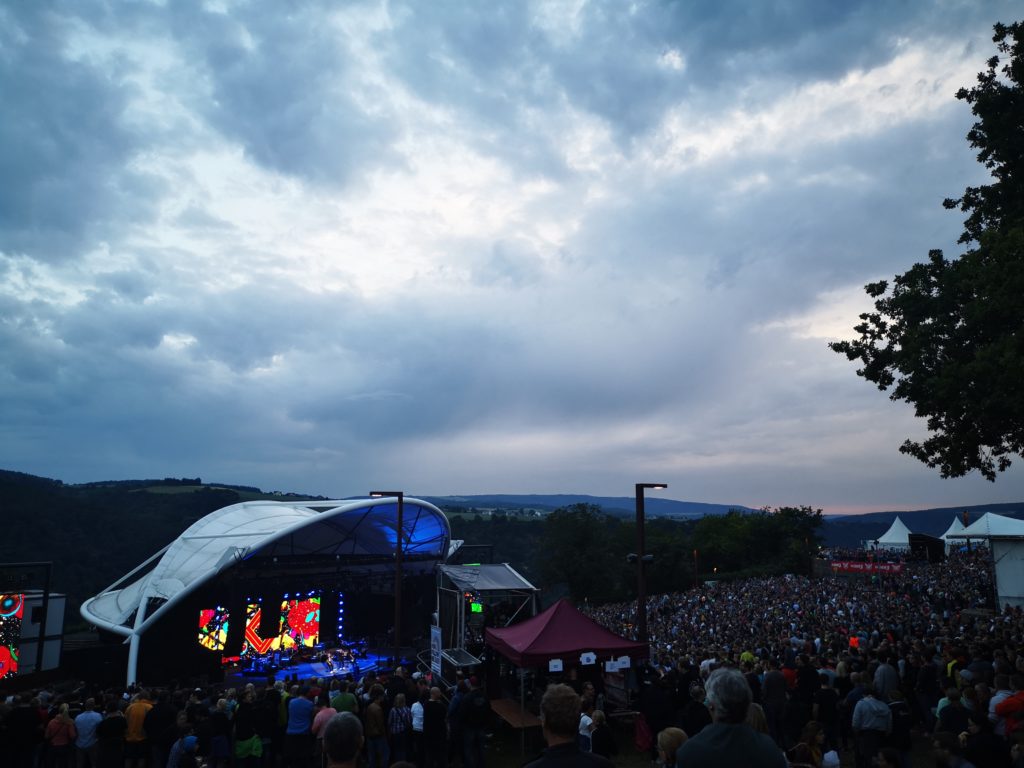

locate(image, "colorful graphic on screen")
[[242, 602, 277, 656], [197, 606, 230, 651], [241, 594, 320, 657], [0, 594, 24, 679], [280, 596, 320, 649]]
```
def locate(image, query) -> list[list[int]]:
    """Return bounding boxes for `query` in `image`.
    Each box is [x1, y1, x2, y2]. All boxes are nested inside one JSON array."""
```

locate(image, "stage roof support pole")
[[371, 491, 405, 665]]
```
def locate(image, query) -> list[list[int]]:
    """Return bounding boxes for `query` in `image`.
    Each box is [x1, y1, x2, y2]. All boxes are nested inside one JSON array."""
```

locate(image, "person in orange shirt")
[[124, 690, 153, 768]]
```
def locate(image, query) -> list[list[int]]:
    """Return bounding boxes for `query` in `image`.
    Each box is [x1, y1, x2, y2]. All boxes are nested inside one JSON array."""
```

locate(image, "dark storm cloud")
[[0, 3, 160, 262]]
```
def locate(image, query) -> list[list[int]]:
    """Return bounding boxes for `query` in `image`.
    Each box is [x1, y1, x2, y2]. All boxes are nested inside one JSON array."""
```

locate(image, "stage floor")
[[225, 648, 403, 685]]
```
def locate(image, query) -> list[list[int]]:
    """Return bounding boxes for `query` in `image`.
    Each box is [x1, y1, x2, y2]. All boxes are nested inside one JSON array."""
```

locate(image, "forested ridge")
[[7, 468, 1021, 633], [1, 470, 825, 629]]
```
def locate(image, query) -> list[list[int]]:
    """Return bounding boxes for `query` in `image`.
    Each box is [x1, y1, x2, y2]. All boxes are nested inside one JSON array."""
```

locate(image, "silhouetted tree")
[[831, 22, 1024, 480]]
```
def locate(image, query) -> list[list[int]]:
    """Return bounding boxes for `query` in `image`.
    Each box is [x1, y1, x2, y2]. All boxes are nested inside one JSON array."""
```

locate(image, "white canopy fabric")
[[941, 516, 966, 540], [941, 516, 967, 552], [948, 512, 1024, 539], [875, 515, 912, 549], [82, 497, 450, 636]]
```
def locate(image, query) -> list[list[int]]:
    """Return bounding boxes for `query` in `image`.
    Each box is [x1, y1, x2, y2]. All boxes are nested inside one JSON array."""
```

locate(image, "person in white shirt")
[[578, 701, 594, 752], [410, 689, 426, 767]]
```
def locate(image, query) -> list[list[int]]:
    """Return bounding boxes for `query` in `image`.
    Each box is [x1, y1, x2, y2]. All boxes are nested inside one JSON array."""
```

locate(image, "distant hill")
[[0, 470, 323, 629], [419, 493, 758, 518], [821, 503, 1024, 547], [5, 466, 1023, 623]]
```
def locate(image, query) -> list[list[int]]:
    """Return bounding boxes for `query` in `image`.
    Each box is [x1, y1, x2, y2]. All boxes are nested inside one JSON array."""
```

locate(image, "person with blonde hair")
[[589, 710, 616, 759], [745, 702, 769, 734], [44, 703, 77, 768], [656, 727, 686, 767]]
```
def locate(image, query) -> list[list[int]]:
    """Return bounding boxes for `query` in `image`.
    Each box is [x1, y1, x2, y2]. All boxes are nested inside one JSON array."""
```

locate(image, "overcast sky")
[[2, 0, 1022, 514]]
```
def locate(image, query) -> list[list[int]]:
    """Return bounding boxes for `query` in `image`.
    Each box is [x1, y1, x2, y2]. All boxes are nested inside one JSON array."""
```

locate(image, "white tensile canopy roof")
[[875, 515, 912, 548], [948, 512, 1024, 539], [82, 497, 450, 638]]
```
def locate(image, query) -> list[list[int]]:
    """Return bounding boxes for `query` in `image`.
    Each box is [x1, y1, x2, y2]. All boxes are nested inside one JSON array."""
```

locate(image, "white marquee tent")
[[873, 516, 912, 550], [940, 516, 966, 552], [948, 512, 1024, 608]]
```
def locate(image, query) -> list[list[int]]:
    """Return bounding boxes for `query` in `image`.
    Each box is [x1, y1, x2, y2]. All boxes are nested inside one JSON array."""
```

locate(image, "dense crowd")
[[585, 548, 1024, 767], [0, 667, 492, 768], [4, 547, 1024, 768]]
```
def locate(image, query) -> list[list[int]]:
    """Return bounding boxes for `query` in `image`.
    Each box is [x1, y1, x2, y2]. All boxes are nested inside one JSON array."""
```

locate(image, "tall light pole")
[[370, 490, 404, 665], [629, 483, 667, 647]]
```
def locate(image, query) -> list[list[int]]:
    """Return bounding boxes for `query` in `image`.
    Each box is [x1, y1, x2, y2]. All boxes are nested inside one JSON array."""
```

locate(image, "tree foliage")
[[830, 22, 1024, 480], [529, 503, 823, 602]]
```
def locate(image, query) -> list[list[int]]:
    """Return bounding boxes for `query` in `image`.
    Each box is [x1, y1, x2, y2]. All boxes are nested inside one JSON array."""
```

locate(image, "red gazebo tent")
[[484, 599, 647, 752], [485, 598, 648, 667]]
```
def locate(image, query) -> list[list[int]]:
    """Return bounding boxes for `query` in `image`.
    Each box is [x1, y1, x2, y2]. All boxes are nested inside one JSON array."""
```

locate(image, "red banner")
[[830, 561, 903, 574]]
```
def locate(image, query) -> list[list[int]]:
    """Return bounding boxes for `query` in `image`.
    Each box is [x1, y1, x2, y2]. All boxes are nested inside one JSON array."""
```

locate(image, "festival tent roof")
[[941, 516, 966, 542], [484, 598, 647, 667], [948, 512, 1024, 539], [875, 515, 912, 548], [439, 564, 537, 593]]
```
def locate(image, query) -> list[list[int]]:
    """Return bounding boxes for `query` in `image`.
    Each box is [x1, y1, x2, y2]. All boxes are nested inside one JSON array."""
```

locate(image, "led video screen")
[[240, 594, 320, 657], [0, 594, 24, 679], [197, 606, 229, 652]]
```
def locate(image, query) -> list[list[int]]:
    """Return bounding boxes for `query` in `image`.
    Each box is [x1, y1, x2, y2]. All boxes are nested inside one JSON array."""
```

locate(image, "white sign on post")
[[430, 626, 442, 676], [604, 660, 620, 672], [580, 652, 597, 666], [617, 656, 631, 669], [548, 658, 563, 672]]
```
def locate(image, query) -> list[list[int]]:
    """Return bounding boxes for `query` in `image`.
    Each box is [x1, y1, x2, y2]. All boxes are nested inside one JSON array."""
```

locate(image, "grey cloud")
[[567, 108, 980, 325], [163, 2, 400, 187], [380, 0, 1012, 161], [0, 4, 161, 263], [4, 0, 1024, 509], [93, 270, 157, 302], [471, 238, 545, 287], [173, 205, 236, 232]]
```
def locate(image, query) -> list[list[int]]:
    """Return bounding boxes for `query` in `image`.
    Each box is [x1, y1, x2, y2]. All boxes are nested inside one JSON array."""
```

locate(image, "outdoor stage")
[[223, 643, 406, 685]]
